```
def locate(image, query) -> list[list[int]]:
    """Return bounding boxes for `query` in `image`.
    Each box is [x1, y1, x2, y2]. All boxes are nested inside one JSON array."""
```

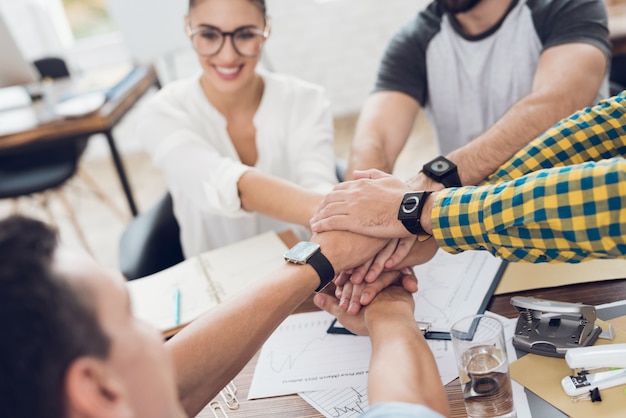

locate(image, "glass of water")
[[450, 315, 516, 418]]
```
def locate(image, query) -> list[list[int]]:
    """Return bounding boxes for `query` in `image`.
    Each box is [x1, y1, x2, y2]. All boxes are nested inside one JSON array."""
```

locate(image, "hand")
[[393, 237, 439, 269], [310, 169, 412, 238], [311, 230, 388, 273], [334, 269, 418, 315], [340, 236, 419, 286], [314, 285, 416, 336]]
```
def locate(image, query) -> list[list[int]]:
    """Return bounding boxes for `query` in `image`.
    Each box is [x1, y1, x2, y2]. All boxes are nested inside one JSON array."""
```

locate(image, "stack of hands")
[[309, 169, 441, 315]]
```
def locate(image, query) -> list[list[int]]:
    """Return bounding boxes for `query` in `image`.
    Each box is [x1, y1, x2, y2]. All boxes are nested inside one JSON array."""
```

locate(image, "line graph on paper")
[[248, 311, 371, 399], [411, 249, 503, 334], [300, 386, 369, 418]]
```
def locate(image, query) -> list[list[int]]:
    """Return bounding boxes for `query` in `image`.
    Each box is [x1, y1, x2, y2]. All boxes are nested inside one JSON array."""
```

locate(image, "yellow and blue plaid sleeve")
[[432, 158, 626, 263], [484, 91, 626, 184]]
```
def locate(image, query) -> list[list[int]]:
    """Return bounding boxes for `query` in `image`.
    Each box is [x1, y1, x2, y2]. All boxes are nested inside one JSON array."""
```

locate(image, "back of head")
[[0, 216, 110, 418]]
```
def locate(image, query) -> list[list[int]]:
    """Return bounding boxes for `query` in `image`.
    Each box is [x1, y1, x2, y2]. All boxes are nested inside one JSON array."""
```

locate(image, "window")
[[61, 0, 115, 40]]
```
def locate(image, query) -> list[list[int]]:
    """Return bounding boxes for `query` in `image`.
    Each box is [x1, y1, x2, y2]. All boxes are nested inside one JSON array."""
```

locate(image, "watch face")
[[430, 158, 451, 173], [284, 241, 320, 264], [401, 195, 420, 214]]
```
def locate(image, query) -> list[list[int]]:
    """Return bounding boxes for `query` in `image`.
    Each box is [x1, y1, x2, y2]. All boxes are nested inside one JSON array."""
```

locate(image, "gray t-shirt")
[[374, 0, 610, 154]]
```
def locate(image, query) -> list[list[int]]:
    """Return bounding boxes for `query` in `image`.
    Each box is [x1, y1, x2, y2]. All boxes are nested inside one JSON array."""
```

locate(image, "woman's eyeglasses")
[[187, 20, 270, 58]]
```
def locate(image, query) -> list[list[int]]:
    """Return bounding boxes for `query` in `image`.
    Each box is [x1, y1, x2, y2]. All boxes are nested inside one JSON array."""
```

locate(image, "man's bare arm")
[[346, 91, 420, 179], [445, 42, 607, 186]]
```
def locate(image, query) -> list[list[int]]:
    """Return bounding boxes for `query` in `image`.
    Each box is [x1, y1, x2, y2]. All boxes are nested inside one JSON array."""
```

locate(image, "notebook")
[[127, 231, 288, 336]]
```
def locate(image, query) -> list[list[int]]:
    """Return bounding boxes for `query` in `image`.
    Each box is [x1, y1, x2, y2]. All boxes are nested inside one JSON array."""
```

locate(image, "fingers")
[[333, 271, 351, 289], [364, 239, 398, 283], [359, 271, 403, 306], [314, 292, 369, 336], [344, 282, 365, 315], [400, 267, 418, 293], [310, 213, 351, 233], [384, 235, 417, 269], [349, 258, 374, 285], [338, 281, 353, 311], [313, 292, 341, 316]]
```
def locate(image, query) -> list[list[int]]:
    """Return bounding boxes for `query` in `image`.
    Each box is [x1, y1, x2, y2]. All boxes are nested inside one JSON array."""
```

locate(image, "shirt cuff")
[[431, 186, 489, 254]]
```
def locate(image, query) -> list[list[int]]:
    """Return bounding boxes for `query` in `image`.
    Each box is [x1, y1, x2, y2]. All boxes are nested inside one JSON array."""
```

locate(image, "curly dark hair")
[[0, 216, 111, 418]]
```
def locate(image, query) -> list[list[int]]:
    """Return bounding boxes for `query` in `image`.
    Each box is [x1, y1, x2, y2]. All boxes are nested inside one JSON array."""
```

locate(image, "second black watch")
[[422, 156, 462, 188], [397, 191, 432, 241]]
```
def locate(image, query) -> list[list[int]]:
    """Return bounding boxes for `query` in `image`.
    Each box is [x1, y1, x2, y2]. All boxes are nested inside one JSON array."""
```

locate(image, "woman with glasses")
[[138, 0, 338, 257]]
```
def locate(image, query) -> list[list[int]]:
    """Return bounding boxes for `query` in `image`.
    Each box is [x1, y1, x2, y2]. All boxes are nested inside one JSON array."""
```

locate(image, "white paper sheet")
[[248, 311, 371, 399], [249, 310, 458, 400], [412, 249, 503, 335]]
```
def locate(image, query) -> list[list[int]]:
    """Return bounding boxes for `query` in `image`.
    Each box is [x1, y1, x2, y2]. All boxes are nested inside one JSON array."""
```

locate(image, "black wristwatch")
[[422, 156, 462, 188], [284, 242, 335, 292], [397, 191, 432, 241]]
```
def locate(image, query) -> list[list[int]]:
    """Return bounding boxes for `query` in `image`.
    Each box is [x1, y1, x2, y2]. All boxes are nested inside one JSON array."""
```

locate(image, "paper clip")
[[208, 401, 229, 417], [219, 381, 239, 410]]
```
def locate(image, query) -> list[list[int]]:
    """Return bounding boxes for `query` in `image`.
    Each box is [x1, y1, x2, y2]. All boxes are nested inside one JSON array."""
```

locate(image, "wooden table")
[[0, 64, 160, 216], [193, 253, 626, 418]]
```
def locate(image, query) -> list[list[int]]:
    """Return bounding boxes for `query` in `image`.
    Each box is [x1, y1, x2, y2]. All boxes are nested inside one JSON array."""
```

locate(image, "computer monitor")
[[0, 13, 39, 88]]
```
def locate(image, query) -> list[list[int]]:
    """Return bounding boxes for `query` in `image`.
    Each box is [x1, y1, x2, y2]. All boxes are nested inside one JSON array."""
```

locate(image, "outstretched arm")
[[238, 170, 324, 226], [346, 92, 420, 179], [408, 42, 607, 190], [314, 287, 449, 417], [166, 231, 388, 417], [424, 159, 626, 263]]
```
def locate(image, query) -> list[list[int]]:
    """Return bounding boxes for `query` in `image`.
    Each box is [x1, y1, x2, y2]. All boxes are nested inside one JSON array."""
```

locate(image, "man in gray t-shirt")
[[346, 0, 609, 190]]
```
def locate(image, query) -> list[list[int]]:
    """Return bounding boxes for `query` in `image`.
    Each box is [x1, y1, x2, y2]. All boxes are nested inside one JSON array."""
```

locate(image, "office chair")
[[33, 57, 71, 80], [119, 159, 348, 280], [119, 192, 184, 280], [0, 137, 94, 251], [610, 54, 626, 97], [3, 57, 128, 253]]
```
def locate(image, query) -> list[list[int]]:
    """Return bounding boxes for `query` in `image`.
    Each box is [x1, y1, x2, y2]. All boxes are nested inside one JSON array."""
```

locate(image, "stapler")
[[561, 343, 626, 399], [510, 296, 602, 358]]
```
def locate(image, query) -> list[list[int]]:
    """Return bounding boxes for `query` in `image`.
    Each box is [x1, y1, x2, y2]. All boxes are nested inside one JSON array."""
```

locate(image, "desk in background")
[[0, 64, 160, 216]]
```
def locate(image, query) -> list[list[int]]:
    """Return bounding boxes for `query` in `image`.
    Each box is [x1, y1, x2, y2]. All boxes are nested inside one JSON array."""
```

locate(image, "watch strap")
[[439, 170, 462, 188], [308, 250, 335, 292], [398, 191, 432, 241], [422, 156, 462, 188]]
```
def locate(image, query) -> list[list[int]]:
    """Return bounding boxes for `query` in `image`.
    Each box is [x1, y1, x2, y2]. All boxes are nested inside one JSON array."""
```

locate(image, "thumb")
[[313, 293, 340, 315]]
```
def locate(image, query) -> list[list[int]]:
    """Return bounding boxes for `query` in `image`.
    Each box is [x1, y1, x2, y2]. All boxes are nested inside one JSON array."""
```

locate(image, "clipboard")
[[327, 250, 507, 340]]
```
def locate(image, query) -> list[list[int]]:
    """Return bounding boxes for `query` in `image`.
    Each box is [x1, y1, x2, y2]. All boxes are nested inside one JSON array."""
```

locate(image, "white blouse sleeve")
[[137, 89, 252, 218]]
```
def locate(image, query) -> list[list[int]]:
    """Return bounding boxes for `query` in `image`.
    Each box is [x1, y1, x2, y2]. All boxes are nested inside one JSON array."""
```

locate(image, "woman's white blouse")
[[137, 69, 337, 257]]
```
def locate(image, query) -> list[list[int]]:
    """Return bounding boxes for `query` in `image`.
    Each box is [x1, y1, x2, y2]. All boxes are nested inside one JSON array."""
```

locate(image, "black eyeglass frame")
[[186, 18, 271, 58]]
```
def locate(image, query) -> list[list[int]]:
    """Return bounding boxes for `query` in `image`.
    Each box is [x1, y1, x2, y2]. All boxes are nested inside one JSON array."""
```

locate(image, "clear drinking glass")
[[450, 315, 516, 418]]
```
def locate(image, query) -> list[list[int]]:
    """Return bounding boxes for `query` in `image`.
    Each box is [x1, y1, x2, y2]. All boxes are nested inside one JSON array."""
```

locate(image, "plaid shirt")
[[432, 91, 626, 263]]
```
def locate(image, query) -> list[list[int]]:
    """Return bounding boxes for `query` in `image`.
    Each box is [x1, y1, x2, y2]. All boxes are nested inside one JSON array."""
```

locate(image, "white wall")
[[264, 0, 428, 116]]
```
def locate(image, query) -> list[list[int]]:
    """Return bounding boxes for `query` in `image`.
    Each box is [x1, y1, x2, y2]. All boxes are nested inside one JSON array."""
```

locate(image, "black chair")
[[2, 56, 128, 254], [119, 159, 348, 280], [0, 134, 94, 249], [119, 192, 184, 280], [33, 56, 71, 79], [610, 54, 626, 97]]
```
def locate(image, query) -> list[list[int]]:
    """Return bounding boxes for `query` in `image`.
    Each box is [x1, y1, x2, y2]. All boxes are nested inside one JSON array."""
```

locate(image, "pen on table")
[[173, 287, 181, 326]]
